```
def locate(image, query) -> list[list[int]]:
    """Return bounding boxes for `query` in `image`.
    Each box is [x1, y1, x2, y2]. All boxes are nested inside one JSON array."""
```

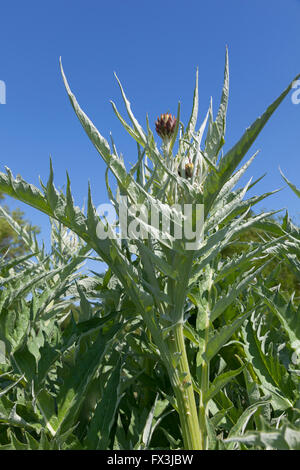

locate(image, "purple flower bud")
[[155, 113, 177, 139]]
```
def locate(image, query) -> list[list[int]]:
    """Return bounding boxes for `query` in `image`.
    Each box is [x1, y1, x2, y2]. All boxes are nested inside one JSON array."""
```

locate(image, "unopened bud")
[[178, 162, 194, 178], [155, 113, 177, 139], [185, 162, 194, 178]]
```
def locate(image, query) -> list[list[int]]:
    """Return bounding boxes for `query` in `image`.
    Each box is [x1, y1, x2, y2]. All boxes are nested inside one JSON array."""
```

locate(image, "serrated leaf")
[[204, 366, 244, 404], [84, 359, 123, 449], [203, 309, 253, 362]]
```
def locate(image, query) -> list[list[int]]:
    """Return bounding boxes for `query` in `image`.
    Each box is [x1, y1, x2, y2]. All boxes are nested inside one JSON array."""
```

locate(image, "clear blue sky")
[[0, 0, 300, 268]]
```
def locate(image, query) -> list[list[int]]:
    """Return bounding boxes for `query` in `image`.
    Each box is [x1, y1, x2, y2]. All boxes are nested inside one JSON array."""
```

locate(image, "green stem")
[[167, 324, 203, 450], [198, 301, 212, 449]]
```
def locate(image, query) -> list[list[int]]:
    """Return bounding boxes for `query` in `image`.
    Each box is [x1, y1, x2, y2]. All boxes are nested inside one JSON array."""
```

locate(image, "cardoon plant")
[[0, 49, 298, 449]]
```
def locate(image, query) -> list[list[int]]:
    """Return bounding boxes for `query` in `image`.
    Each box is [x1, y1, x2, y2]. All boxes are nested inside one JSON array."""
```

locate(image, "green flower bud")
[[178, 162, 194, 179]]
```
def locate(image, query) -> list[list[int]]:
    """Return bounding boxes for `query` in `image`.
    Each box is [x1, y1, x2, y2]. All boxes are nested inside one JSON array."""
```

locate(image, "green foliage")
[[0, 51, 299, 450]]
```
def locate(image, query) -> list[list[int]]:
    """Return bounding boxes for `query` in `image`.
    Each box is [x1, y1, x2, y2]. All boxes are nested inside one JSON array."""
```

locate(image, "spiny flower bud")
[[185, 162, 194, 178], [178, 162, 194, 179], [155, 113, 177, 139]]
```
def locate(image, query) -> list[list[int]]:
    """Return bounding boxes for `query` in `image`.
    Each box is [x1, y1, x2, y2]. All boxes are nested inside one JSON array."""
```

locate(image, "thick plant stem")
[[167, 324, 203, 450], [198, 360, 209, 450], [197, 307, 210, 450]]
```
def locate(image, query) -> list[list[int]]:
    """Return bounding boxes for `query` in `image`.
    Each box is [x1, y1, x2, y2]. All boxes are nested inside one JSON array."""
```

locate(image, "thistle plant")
[[0, 50, 299, 450]]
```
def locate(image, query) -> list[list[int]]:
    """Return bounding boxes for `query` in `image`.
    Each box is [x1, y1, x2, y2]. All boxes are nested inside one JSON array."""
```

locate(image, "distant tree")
[[0, 192, 40, 259]]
